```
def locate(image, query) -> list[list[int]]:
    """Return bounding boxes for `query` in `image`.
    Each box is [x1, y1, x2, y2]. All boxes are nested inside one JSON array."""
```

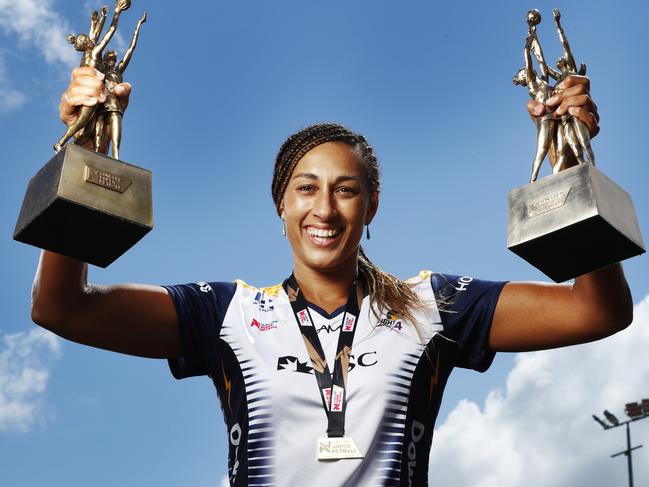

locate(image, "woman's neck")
[[292, 259, 358, 314]]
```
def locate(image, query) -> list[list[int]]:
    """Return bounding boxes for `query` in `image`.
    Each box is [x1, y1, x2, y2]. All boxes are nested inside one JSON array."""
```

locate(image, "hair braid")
[[272, 123, 424, 323]]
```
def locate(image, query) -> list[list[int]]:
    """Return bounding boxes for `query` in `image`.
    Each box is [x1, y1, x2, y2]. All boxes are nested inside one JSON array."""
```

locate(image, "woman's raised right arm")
[[31, 251, 181, 358], [33, 68, 182, 359]]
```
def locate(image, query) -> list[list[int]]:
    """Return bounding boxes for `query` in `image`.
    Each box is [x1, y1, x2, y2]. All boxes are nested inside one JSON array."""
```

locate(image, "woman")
[[37, 67, 630, 486]]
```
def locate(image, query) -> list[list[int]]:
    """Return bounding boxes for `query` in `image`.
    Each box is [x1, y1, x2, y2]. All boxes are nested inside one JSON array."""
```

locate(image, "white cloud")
[[0, 53, 25, 111], [0, 0, 78, 112], [0, 0, 77, 66], [220, 474, 230, 487], [0, 328, 61, 432], [430, 295, 649, 487]]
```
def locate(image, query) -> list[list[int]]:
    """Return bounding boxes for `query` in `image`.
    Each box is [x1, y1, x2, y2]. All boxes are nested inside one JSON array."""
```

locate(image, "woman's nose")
[[312, 190, 336, 219]]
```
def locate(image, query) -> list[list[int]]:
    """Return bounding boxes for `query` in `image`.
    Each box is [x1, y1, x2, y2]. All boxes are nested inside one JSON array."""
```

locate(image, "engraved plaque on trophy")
[[508, 9, 644, 282], [14, 1, 152, 268]]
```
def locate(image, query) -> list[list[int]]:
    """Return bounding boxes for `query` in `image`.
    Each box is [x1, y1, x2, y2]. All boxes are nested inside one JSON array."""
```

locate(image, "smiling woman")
[[30, 65, 633, 487], [273, 123, 423, 323]]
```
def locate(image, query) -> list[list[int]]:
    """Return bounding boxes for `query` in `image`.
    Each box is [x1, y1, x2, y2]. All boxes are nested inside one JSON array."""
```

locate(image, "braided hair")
[[272, 122, 423, 322]]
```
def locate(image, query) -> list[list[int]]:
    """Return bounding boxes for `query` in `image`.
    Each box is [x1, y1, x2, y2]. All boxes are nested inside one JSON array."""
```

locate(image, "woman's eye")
[[337, 187, 357, 195], [297, 185, 315, 193]]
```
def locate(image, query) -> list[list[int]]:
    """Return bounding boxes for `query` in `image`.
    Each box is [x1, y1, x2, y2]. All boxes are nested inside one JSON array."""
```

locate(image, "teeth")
[[307, 227, 340, 238]]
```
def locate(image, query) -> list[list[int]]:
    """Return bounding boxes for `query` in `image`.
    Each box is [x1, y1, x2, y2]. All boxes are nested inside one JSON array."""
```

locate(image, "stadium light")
[[592, 415, 610, 430], [625, 402, 643, 419], [641, 399, 649, 415], [594, 399, 649, 487], [604, 409, 620, 426]]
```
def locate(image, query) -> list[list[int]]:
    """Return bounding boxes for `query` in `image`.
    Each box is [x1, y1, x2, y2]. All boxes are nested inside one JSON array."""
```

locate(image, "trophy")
[[509, 9, 644, 282], [13, 1, 152, 268]]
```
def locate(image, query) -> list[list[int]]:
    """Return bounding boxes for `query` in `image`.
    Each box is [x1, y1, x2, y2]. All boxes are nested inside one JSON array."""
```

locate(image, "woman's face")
[[280, 141, 378, 274]]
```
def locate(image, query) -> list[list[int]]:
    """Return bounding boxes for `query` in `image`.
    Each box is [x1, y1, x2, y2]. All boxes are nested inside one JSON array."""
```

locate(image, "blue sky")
[[1, 1, 648, 486]]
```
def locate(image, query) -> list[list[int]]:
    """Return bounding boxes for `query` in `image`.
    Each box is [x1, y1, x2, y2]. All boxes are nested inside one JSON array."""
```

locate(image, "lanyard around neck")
[[284, 273, 363, 438]]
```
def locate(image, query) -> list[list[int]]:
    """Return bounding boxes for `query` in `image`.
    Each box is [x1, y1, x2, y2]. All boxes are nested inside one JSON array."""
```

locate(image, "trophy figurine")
[[14, 1, 153, 268], [509, 9, 644, 282]]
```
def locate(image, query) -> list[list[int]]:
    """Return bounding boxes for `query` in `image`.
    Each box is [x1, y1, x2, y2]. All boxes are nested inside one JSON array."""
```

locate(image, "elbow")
[[31, 298, 64, 333], [30, 290, 73, 335], [612, 285, 635, 333], [593, 300, 634, 339], [616, 300, 634, 332]]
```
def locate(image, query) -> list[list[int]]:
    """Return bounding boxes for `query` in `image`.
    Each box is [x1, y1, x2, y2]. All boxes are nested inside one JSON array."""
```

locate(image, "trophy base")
[[507, 163, 644, 282], [14, 144, 153, 268]]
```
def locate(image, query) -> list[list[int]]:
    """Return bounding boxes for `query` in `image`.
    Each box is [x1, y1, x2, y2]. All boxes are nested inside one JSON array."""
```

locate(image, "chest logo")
[[276, 351, 377, 374]]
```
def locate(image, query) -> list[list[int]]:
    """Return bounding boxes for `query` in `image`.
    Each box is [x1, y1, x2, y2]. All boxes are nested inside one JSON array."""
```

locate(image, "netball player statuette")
[[14, 0, 152, 268], [508, 9, 644, 282]]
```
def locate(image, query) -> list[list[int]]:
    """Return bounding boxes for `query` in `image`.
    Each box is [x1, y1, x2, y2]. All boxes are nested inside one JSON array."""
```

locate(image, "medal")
[[284, 273, 365, 461], [316, 437, 364, 461]]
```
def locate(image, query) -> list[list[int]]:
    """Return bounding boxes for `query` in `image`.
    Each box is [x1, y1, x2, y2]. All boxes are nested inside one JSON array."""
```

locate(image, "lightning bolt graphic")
[[428, 351, 441, 406], [222, 360, 232, 413]]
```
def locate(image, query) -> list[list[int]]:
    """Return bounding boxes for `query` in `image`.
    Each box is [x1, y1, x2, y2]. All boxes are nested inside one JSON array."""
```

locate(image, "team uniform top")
[[165, 271, 505, 487]]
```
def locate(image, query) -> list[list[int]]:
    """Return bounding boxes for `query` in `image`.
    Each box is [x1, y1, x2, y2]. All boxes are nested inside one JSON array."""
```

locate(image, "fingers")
[[555, 74, 589, 92], [544, 75, 600, 137], [60, 68, 106, 126], [113, 82, 131, 112], [568, 106, 600, 137], [113, 82, 131, 97], [527, 99, 545, 118]]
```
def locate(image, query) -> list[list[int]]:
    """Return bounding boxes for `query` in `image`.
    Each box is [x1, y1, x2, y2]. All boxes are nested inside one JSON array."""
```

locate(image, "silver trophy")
[[509, 9, 644, 282]]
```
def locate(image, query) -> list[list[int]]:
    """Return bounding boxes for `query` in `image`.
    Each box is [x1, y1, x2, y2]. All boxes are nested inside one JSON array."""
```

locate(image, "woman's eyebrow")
[[292, 173, 360, 184]]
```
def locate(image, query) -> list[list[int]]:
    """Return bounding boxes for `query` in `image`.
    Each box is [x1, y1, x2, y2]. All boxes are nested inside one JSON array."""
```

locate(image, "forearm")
[[572, 263, 633, 334]]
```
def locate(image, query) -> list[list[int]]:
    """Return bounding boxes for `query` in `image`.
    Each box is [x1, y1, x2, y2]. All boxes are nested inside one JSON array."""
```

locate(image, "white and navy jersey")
[[165, 271, 506, 487]]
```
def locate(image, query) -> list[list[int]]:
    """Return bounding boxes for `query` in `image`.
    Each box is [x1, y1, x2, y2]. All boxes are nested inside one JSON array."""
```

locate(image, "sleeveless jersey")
[[165, 271, 506, 486]]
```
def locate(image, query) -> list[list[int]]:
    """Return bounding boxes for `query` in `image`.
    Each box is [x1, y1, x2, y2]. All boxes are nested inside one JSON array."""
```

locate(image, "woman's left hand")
[[527, 75, 600, 137]]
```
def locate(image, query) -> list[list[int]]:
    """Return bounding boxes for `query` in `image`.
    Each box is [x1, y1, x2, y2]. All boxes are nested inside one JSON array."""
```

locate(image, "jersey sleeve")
[[430, 273, 507, 372], [163, 281, 237, 379]]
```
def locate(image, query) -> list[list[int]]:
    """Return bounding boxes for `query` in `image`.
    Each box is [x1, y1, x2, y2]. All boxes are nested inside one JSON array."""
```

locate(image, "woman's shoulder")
[[233, 279, 283, 295]]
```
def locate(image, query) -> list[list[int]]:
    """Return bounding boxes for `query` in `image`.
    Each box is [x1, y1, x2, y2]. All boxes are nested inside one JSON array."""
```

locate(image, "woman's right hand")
[[58, 67, 132, 127]]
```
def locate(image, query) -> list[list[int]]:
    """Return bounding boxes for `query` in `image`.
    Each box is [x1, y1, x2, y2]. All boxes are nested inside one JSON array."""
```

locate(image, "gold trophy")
[[14, 1, 152, 267], [509, 9, 644, 282]]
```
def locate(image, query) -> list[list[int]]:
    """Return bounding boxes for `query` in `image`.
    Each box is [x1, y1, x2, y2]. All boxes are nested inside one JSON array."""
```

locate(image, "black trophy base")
[[507, 163, 644, 282], [14, 144, 153, 268]]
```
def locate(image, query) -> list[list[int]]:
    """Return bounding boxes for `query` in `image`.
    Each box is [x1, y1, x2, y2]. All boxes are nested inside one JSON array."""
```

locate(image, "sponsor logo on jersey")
[[342, 315, 356, 332], [250, 318, 279, 332], [276, 352, 377, 374], [331, 385, 344, 412], [277, 355, 313, 374], [197, 281, 212, 293], [377, 309, 403, 330], [252, 291, 275, 313], [229, 423, 242, 484], [454, 275, 474, 292], [316, 323, 342, 334], [348, 351, 378, 371], [407, 419, 426, 486], [297, 309, 311, 326]]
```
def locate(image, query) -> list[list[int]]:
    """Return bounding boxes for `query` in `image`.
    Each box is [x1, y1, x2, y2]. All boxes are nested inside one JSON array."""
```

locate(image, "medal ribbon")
[[284, 273, 362, 438]]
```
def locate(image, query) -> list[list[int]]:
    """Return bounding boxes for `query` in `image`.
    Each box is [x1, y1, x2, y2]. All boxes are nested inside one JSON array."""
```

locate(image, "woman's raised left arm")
[[488, 264, 632, 351], [491, 75, 632, 351]]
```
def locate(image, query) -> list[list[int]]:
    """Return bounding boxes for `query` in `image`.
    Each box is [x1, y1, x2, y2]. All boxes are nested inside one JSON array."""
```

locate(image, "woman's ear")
[[366, 191, 379, 225]]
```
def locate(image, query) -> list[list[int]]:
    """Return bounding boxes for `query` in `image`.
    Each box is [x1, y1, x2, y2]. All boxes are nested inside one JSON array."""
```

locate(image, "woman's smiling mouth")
[[305, 226, 343, 246]]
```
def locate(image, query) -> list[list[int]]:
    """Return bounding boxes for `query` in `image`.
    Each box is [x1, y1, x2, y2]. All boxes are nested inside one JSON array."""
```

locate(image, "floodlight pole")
[[609, 421, 641, 487], [593, 414, 649, 487]]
